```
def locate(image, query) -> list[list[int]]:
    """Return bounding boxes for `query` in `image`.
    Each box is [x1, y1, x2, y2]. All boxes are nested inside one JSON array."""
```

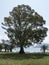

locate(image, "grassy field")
[[0, 52, 49, 65]]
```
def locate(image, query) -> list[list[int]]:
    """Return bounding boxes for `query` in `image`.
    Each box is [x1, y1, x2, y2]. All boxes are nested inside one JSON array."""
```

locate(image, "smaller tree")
[[9, 44, 15, 52], [2, 39, 15, 52], [4, 44, 9, 52], [41, 45, 48, 53]]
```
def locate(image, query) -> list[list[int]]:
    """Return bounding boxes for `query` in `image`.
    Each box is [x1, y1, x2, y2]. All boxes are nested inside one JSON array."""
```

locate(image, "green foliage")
[[2, 4, 48, 53], [1, 40, 15, 52]]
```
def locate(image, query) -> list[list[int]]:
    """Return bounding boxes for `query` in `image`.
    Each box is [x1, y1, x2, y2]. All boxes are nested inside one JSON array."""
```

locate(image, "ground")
[[0, 52, 49, 65]]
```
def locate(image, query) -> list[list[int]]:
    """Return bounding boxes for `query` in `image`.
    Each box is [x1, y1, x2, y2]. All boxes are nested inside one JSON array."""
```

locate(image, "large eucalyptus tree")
[[2, 4, 48, 54]]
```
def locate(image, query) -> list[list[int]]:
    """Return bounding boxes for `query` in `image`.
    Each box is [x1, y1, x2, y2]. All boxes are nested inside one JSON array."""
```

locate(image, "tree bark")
[[10, 49, 12, 52], [44, 50, 45, 54], [5, 49, 6, 52], [19, 46, 25, 54], [0, 49, 2, 52]]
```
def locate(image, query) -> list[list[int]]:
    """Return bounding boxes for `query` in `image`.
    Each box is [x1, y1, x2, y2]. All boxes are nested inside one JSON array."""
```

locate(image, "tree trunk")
[[19, 46, 25, 54], [10, 49, 12, 52], [44, 50, 45, 54], [0, 49, 2, 52], [5, 49, 6, 52]]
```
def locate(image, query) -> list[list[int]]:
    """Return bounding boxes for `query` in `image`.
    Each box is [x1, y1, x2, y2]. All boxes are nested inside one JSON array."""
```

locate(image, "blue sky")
[[0, 0, 49, 43]]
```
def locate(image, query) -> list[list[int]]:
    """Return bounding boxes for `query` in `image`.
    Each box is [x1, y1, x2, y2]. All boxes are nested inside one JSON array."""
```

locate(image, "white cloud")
[[0, 35, 9, 42]]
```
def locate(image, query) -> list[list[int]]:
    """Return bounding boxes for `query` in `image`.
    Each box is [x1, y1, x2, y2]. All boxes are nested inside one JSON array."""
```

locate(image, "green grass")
[[0, 52, 49, 65]]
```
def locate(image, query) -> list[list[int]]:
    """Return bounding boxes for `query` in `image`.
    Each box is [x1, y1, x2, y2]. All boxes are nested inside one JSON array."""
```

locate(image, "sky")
[[0, 0, 49, 43]]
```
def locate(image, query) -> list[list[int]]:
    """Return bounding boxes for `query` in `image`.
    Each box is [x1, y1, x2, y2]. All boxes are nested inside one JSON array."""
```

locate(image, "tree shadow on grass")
[[0, 52, 49, 60]]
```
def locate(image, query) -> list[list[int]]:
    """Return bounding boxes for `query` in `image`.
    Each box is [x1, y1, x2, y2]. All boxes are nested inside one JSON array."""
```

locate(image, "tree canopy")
[[2, 4, 48, 54]]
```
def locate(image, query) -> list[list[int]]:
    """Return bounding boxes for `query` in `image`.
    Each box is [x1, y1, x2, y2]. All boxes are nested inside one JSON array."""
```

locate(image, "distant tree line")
[[0, 39, 48, 54], [0, 40, 15, 52]]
